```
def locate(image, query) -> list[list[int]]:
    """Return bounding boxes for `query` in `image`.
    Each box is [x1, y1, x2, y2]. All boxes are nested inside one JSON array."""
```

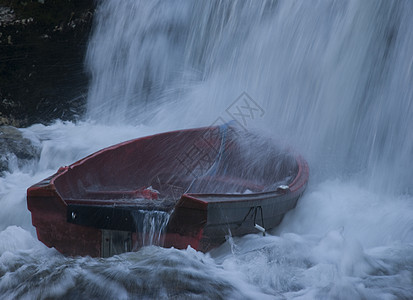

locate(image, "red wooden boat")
[[27, 124, 309, 257]]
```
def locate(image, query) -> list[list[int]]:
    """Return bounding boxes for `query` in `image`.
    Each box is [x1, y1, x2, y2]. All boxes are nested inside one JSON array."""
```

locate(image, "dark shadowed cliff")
[[0, 0, 95, 127]]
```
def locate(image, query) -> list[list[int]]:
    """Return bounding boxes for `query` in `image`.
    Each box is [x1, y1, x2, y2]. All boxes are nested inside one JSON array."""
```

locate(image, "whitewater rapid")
[[1, 0, 413, 298]]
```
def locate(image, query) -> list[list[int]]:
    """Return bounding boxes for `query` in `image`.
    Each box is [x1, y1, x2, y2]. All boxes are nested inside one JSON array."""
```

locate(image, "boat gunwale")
[[182, 155, 308, 204], [42, 126, 308, 206]]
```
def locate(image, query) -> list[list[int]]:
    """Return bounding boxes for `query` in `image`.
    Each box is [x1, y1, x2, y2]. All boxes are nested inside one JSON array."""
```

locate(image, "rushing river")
[[1, 0, 413, 299]]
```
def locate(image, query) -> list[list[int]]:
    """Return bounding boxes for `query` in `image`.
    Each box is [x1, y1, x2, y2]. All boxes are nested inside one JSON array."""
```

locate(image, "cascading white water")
[[86, 0, 413, 194], [1, 0, 413, 298], [134, 210, 171, 247]]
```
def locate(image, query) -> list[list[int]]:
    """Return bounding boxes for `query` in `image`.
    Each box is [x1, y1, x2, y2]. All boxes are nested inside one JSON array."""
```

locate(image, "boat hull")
[[27, 126, 309, 257]]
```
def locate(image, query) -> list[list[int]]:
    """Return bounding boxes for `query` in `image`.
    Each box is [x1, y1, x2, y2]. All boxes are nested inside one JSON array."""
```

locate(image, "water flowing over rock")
[[0, 126, 40, 174]]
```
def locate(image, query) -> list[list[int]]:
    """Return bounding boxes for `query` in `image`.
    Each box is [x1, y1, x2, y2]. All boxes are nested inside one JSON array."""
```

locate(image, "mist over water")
[[1, 0, 413, 298]]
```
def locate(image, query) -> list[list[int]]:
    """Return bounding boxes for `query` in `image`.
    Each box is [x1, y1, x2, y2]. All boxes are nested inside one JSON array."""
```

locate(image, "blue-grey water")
[[1, 0, 412, 299]]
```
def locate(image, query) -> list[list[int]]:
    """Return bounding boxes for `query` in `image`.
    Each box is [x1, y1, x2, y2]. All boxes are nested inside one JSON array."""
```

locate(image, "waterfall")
[[86, 0, 275, 124], [86, 0, 413, 194]]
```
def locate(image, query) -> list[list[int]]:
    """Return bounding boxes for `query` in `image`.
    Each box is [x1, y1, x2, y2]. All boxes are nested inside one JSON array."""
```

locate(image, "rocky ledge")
[[0, 125, 40, 174], [0, 0, 95, 127]]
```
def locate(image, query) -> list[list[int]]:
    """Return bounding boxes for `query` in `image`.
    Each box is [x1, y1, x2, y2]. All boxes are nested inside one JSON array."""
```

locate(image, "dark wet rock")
[[0, 125, 40, 174], [0, 0, 95, 127], [0, 7, 16, 25]]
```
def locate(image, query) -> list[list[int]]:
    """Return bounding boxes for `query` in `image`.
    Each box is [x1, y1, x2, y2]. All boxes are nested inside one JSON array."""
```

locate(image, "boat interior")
[[53, 126, 298, 206]]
